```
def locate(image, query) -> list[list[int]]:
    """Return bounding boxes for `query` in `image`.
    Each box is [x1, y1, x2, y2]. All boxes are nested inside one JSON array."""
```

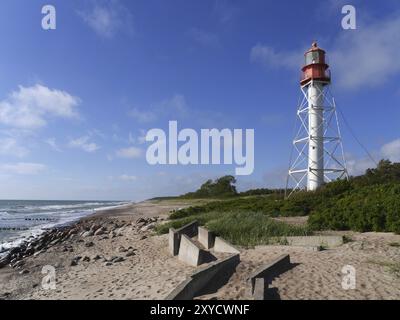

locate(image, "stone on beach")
[[94, 227, 106, 236], [82, 231, 94, 238]]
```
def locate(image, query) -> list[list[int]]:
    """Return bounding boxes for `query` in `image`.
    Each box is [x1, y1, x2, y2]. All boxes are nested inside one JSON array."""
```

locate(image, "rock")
[[12, 260, 25, 269], [91, 255, 102, 261], [19, 269, 29, 275], [0, 257, 10, 269], [140, 235, 147, 240], [136, 217, 146, 224], [126, 251, 136, 257], [68, 229, 78, 236], [9, 247, 21, 255], [85, 241, 95, 248], [82, 256, 91, 262], [140, 223, 156, 232], [115, 228, 125, 236], [82, 231, 94, 238], [24, 248, 35, 256], [104, 262, 113, 267], [112, 257, 125, 263], [94, 227, 106, 236], [70, 259, 78, 266], [49, 239, 60, 246], [117, 246, 127, 253], [109, 231, 116, 239], [33, 250, 43, 257]]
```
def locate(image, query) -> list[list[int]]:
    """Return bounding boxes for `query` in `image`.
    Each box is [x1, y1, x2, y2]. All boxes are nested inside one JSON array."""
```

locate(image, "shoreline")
[[0, 201, 134, 257], [0, 200, 195, 300]]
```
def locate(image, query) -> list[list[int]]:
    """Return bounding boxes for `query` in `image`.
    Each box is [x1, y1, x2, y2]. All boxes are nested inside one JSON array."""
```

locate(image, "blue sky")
[[0, 0, 400, 200]]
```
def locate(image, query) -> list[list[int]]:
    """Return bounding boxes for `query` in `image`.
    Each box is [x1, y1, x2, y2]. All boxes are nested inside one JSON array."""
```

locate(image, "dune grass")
[[156, 210, 312, 247]]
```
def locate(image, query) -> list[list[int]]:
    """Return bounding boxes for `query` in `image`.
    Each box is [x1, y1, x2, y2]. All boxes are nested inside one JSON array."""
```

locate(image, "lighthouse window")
[[305, 51, 320, 65]]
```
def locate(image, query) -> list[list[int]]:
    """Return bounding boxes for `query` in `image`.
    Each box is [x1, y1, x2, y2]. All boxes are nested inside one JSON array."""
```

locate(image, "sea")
[[0, 200, 131, 257]]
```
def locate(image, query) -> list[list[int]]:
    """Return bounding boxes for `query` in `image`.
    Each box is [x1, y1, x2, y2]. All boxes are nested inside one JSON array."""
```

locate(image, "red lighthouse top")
[[300, 41, 331, 86]]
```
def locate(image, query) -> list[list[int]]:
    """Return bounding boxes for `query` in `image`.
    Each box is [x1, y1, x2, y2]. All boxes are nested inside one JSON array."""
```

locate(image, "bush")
[[164, 160, 400, 235]]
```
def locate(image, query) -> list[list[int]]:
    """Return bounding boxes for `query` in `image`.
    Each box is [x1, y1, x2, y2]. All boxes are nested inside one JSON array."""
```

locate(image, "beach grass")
[[367, 259, 400, 278], [156, 210, 312, 247]]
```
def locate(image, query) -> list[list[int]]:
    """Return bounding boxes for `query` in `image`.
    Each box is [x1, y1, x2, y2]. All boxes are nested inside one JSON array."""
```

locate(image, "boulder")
[[94, 227, 106, 236], [82, 231, 94, 238]]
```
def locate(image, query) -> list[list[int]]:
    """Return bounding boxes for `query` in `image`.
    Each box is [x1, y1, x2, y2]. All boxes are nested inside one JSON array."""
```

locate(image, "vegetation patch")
[[156, 210, 311, 247], [164, 160, 400, 235], [367, 259, 400, 278]]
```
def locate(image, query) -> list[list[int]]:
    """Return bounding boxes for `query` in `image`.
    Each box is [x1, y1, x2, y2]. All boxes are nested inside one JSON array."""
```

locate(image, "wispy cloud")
[[330, 14, 400, 89], [213, 0, 240, 24], [0, 162, 46, 175], [129, 94, 188, 123], [118, 174, 137, 181], [69, 135, 100, 153], [250, 43, 303, 70], [188, 28, 221, 48], [0, 137, 29, 158], [78, 0, 134, 38], [0, 84, 80, 130], [116, 146, 142, 159], [381, 138, 400, 162], [128, 108, 157, 123], [45, 138, 62, 152]]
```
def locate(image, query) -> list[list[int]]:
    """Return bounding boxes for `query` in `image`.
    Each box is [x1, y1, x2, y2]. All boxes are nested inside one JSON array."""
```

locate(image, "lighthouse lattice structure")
[[286, 42, 348, 197]]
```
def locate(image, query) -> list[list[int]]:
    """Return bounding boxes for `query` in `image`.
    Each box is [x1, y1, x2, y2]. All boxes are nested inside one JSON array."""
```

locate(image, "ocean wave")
[[0, 201, 132, 255]]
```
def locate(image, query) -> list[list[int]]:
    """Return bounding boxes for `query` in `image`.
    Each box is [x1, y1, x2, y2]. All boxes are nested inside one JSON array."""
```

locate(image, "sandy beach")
[[0, 201, 196, 300], [1, 201, 400, 300]]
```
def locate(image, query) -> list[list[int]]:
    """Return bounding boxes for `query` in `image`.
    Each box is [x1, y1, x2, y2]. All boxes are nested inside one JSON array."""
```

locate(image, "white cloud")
[[0, 138, 29, 158], [116, 146, 142, 159], [45, 138, 62, 152], [251, 14, 400, 90], [79, 0, 133, 38], [188, 28, 221, 48], [213, 0, 240, 24], [0, 162, 46, 175], [0, 84, 80, 130], [128, 108, 157, 123], [381, 138, 400, 162], [69, 136, 100, 153], [129, 94, 189, 123], [250, 43, 303, 70], [160, 94, 188, 117], [330, 14, 400, 89], [119, 174, 137, 181], [345, 155, 376, 176]]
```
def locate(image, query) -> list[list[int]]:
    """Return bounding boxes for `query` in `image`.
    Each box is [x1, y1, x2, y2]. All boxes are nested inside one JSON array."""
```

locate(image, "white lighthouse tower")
[[286, 42, 348, 196]]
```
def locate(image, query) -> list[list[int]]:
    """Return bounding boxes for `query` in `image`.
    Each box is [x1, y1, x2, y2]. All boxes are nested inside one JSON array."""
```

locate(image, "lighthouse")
[[287, 42, 348, 196]]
